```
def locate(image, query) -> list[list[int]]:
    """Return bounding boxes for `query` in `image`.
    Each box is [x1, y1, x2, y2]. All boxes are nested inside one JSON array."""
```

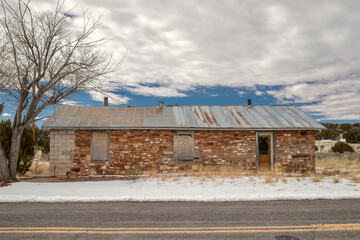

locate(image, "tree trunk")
[[9, 130, 22, 181], [0, 143, 10, 182]]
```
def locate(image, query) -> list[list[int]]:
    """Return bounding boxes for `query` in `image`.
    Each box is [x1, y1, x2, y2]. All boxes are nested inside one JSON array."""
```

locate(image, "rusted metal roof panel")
[[43, 105, 325, 130]]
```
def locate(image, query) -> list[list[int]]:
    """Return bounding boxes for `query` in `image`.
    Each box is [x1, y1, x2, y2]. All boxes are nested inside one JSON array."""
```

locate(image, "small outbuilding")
[[43, 101, 325, 176]]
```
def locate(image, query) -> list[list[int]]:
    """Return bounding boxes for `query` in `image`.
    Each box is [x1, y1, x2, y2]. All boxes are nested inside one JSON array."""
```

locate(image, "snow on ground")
[[0, 176, 359, 202]]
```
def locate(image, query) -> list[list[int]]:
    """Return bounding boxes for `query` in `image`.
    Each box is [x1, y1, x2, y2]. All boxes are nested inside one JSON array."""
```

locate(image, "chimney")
[[158, 101, 164, 108], [104, 97, 108, 106], [247, 99, 252, 108]]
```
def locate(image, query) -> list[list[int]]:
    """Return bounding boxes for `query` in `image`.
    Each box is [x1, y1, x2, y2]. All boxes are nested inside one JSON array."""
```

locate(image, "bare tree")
[[0, 102, 4, 114], [0, 0, 121, 181]]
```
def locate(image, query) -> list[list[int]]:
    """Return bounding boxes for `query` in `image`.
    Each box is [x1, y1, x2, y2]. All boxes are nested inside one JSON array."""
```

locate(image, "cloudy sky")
[[1, 0, 360, 123]]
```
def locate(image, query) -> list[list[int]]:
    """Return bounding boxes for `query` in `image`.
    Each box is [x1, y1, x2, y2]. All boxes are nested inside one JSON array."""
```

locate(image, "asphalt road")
[[0, 200, 359, 239]]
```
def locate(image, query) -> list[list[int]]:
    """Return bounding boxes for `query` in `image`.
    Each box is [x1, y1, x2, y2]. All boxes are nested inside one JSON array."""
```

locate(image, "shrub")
[[331, 142, 355, 153], [315, 145, 318, 151], [343, 130, 360, 143], [17, 128, 35, 174], [315, 129, 341, 140], [0, 120, 12, 157], [0, 120, 35, 174], [125, 163, 143, 181]]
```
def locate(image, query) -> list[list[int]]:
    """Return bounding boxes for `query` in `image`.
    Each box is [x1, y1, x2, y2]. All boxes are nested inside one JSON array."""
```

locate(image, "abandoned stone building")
[[43, 100, 325, 177]]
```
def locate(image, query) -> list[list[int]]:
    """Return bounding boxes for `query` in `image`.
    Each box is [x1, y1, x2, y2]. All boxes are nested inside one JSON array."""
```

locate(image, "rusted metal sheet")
[[43, 105, 325, 130]]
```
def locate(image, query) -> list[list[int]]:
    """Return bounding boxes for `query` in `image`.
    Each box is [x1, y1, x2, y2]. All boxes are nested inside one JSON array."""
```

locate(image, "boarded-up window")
[[174, 135, 195, 160], [91, 132, 109, 161]]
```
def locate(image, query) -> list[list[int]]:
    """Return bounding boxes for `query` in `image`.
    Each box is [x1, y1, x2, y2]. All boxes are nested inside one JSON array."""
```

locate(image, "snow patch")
[[0, 177, 359, 202]]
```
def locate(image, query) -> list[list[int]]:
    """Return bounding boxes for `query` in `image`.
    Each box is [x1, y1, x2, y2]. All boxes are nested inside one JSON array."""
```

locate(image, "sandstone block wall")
[[49, 129, 316, 176], [274, 130, 316, 171], [49, 130, 75, 176]]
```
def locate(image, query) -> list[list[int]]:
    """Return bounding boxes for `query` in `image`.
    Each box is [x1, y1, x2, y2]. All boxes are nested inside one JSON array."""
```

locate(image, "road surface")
[[0, 199, 359, 239]]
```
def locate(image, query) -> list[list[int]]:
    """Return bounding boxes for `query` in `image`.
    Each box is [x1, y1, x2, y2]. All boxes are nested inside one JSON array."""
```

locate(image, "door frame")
[[256, 132, 274, 172]]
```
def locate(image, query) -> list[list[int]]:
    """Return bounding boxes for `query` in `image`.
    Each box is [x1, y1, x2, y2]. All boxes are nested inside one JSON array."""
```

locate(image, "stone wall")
[[49, 130, 75, 176], [50, 129, 316, 176], [274, 130, 316, 172]]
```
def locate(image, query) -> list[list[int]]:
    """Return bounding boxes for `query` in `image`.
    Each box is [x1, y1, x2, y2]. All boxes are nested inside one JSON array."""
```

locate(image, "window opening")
[[91, 132, 109, 161]]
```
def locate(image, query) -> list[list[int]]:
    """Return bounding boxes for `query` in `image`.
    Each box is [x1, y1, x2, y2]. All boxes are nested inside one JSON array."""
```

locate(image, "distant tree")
[[343, 130, 360, 143], [0, 0, 121, 181], [315, 129, 341, 140], [35, 127, 50, 153], [331, 142, 355, 153], [321, 123, 339, 130], [339, 123, 353, 133]]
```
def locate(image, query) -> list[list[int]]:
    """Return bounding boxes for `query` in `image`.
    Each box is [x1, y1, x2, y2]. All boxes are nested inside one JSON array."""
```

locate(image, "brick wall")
[[50, 129, 316, 176]]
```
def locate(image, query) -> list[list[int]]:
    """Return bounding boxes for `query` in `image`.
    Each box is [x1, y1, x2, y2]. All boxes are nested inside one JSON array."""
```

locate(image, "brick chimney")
[[104, 97, 108, 106], [158, 101, 164, 108], [247, 99, 252, 108]]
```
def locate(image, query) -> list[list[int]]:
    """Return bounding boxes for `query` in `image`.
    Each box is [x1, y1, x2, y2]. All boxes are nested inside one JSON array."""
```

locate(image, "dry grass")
[[351, 176, 360, 183], [145, 165, 291, 185], [144, 168, 159, 178], [142, 152, 360, 185], [311, 177, 321, 182], [145, 165, 250, 181], [16, 172, 34, 180], [16, 161, 50, 180], [316, 152, 360, 170], [263, 176, 275, 184], [29, 161, 50, 174], [316, 152, 360, 183]]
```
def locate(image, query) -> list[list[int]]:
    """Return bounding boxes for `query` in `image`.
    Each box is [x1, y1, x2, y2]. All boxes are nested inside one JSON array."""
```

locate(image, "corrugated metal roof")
[[42, 105, 325, 130]]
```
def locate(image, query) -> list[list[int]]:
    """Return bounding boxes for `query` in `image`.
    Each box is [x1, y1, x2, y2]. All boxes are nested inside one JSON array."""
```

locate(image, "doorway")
[[256, 133, 273, 171]]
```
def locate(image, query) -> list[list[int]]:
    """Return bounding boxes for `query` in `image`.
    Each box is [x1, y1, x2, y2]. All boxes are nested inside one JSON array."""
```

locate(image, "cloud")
[[88, 91, 130, 104], [59, 100, 80, 106], [254, 91, 264, 96], [237, 91, 246, 96], [267, 78, 360, 120], [125, 85, 187, 97], [2, 113, 11, 117], [25, 0, 360, 119]]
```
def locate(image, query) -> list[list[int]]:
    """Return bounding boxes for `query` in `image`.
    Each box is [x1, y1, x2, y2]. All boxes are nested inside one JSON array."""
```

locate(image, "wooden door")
[[258, 135, 271, 171]]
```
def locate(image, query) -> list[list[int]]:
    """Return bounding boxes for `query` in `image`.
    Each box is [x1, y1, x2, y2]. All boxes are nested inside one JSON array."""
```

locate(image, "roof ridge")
[[59, 104, 296, 107]]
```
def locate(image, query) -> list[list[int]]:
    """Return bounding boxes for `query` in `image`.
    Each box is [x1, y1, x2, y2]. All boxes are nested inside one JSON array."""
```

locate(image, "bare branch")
[[0, 0, 123, 180]]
